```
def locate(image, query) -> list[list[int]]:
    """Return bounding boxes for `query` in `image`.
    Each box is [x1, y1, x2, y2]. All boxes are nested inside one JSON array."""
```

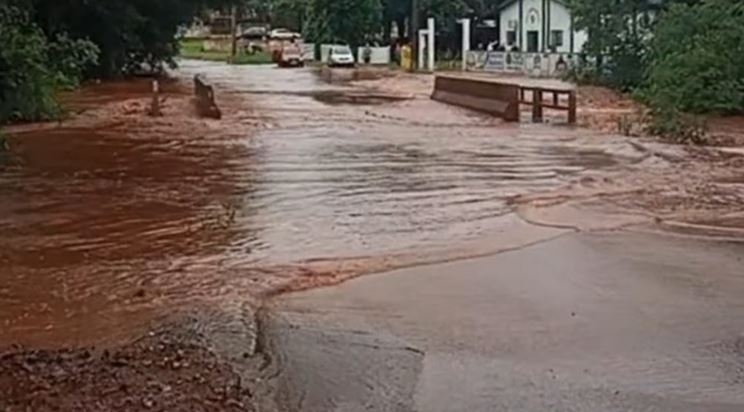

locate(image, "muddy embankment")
[[0, 76, 276, 411]]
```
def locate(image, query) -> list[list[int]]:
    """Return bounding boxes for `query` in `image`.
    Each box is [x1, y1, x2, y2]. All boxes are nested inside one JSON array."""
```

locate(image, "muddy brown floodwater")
[[0, 61, 701, 349]]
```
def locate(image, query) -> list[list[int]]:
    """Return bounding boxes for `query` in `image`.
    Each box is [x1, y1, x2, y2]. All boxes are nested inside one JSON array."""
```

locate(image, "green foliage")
[[305, 0, 382, 46], [642, 0, 744, 114], [569, 0, 742, 144], [568, 0, 658, 91], [646, 107, 709, 145], [28, 0, 239, 77], [1, 0, 241, 123], [0, 5, 60, 123], [48, 33, 100, 89]]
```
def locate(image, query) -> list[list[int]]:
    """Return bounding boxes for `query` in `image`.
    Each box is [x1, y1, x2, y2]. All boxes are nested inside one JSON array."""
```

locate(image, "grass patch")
[[178, 39, 273, 65]]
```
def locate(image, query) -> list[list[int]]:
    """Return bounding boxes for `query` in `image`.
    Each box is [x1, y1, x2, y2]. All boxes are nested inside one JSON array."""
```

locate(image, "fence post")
[[532, 89, 543, 123], [460, 18, 471, 71], [568, 90, 577, 125]]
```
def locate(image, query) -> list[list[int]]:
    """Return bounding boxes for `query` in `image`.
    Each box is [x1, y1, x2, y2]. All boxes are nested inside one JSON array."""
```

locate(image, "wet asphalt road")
[[268, 231, 744, 412]]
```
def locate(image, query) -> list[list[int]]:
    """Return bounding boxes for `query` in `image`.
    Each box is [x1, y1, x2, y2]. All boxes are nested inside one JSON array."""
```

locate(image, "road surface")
[[267, 231, 744, 411]]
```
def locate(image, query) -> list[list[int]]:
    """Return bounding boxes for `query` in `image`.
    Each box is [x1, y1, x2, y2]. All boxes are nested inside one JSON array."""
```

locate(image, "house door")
[[527, 31, 539, 53]]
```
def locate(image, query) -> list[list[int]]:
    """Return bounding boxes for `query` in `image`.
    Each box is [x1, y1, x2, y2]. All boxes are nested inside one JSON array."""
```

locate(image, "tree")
[[642, 0, 744, 114], [0, 4, 98, 123], [27, 0, 240, 77], [305, 0, 382, 47], [1, 0, 240, 123]]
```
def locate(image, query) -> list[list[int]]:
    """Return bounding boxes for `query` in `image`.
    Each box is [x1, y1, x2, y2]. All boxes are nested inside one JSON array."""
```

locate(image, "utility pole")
[[411, 0, 419, 71], [230, 5, 238, 63]]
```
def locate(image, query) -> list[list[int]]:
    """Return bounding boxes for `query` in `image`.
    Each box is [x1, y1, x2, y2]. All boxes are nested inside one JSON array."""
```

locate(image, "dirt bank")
[[1, 325, 256, 412]]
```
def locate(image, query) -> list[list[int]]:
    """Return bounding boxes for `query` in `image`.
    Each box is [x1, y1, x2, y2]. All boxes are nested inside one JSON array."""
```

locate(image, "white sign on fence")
[[466, 51, 577, 78]]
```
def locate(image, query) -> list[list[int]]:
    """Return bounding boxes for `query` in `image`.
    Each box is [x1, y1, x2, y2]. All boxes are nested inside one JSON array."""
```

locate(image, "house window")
[[551, 30, 564, 48], [506, 30, 517, 46]]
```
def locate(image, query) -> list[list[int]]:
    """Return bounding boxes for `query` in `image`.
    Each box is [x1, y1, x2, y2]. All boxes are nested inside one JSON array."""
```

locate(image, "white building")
[[498, 0, 588, 54]]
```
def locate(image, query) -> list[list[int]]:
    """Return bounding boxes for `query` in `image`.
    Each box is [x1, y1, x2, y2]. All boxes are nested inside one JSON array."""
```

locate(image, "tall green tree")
[[27, 0, 240, 77], [643, 0, 744, 114], [0, 4, 98, 123], [305, 0, 382, 46]]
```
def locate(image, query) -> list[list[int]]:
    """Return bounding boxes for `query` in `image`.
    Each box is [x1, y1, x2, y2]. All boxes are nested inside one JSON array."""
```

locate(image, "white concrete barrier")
[[302, 43, 315, 61], [357, 47, 391, 65]]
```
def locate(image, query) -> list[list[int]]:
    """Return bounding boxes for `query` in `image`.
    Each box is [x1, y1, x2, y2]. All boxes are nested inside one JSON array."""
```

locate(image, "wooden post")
[[230, 6, 238, 63], [568, 90, 577, 124], [553, 91, 559, 107], [148, 80, 161, 117], [532, 89, 543, 123]]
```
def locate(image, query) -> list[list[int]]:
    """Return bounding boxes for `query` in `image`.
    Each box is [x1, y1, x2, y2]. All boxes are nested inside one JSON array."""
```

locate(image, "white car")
[[327, 46, 355, 68], [270, 28, 301, 40]]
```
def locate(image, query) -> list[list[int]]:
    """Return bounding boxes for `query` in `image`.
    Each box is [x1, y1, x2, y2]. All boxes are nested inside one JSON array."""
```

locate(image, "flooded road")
[[1, 61, 651, 347]]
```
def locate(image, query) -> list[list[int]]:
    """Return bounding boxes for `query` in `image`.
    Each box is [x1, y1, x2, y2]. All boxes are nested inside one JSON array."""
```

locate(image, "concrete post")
[[149, 80, 161, 117], [418, 30, 427, 70], [460, 18, 471, 71], [427, 18, 435, 72]]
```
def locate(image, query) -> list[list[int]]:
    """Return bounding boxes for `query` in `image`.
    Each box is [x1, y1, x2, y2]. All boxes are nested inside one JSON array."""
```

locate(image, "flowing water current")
[[0, 61, 646, 347]]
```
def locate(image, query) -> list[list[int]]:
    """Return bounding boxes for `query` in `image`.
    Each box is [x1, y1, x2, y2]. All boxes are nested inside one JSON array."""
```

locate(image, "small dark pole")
[[411, 0, 419, 71], [532, 89, 543, 123], [568, 90, 577, 125], [230, 6, 238, 63]]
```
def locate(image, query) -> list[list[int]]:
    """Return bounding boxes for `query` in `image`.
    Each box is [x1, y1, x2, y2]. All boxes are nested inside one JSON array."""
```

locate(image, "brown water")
[[0, 61, 649, 347]]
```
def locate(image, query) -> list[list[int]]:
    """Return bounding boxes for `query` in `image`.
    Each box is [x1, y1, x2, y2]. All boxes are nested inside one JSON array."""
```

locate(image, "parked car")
[[327, 45, 355, 68], [241, 26, 268, 40], [269, 28, 301, 40], [278, 45, 304, 68]]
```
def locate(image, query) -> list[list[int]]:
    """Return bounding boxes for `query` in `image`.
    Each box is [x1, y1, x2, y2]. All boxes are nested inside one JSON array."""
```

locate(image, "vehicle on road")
[[278, 45, 304, 68], [327, 46, 355, 68], [270, 28, 301, 40], [240, 26, 268, 40]]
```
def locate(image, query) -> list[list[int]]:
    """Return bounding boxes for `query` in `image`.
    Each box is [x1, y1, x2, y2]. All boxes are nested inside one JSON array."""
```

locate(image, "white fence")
[[302, 43, 316, 61], [300, 44, 391, 65], [357, 47, 391, 65], [466, 51, 579, 78]]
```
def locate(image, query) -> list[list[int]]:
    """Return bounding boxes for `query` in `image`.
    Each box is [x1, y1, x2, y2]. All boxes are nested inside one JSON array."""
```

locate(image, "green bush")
[[642, 0, 744, 115], [0, 5, 99, 123], [646, 107, 709, 145], [0, 5, 61, 123], [48, 33, 100, 89]]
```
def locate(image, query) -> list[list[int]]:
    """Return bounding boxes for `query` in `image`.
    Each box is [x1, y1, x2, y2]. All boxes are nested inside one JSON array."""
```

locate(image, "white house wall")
[[573, 30, 588, 54], [549, 0, 587, 53], [499, 2, 519, 49], [498, 0, 588, 54], [523, 0, 543, 52], [549, 0, 570, 53]]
